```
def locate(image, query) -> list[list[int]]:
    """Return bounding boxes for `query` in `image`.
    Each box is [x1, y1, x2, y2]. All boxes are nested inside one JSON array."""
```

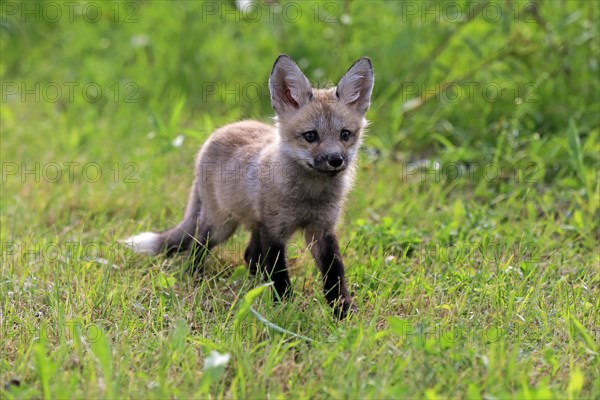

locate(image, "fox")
[[125, 54, 374, 318]]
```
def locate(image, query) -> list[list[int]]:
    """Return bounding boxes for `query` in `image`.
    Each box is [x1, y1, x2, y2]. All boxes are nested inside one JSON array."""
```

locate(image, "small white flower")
[[235, 0, 254, 11], [401, 97, 422, 112], [312, 68, 325, 79], [504, 265, 523, 276], [172, 135, 184, 148], [204, 350, 230, 370], [131, 34, 150, 48]]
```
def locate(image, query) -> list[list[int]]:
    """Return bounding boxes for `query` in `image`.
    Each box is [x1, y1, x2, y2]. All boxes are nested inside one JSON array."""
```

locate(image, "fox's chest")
[[271, 188, 343, 229], [296, 197, 339, 225], [257, 172, 350, 238]]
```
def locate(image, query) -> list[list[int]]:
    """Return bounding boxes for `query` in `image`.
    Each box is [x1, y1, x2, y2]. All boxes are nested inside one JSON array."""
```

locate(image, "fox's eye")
[[303, 131, 319, 143], [340, 129, 351, 141]]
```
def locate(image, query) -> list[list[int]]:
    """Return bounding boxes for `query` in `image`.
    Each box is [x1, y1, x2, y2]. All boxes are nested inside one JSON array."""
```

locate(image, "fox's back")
[[199, 120, 275, 162]]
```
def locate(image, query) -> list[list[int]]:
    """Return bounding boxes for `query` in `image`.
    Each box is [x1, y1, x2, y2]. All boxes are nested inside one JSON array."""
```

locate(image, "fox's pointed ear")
[[336, 57, 374, 115], [269, 55, 312, 115]]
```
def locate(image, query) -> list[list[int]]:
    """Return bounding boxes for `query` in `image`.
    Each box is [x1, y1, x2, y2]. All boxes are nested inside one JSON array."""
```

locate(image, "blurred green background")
[[2, 0, 598, 183]]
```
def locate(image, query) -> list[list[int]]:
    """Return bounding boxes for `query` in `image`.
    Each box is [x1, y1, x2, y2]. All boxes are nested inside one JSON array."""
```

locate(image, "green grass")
[[1, 0, 599, 398]]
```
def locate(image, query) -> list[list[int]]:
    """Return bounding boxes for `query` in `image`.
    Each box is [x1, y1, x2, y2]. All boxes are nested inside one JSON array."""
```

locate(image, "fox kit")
[[125, 55, 374, 318]]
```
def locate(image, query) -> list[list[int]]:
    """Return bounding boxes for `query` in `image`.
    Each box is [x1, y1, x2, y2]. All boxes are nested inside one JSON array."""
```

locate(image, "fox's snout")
[[312, 152, 348, 174], [326, 154, 344, 168]]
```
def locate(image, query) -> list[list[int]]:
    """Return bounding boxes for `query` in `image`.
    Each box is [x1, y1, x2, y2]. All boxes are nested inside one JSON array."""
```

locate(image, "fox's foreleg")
[[306, 229, 354, 319]]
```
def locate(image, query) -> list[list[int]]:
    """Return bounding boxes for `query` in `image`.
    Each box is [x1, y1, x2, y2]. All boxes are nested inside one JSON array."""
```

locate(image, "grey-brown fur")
[[125, 55, 374, 318]]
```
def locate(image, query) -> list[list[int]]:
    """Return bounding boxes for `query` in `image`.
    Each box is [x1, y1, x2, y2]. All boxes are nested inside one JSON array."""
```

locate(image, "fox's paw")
[[333, 298, 357, 320]]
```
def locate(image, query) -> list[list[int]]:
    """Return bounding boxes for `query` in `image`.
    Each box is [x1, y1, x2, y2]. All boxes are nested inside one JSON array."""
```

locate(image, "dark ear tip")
[[271, 54, 296, 74], [273, 54, 293, 66], [275, 54, 291, 61]]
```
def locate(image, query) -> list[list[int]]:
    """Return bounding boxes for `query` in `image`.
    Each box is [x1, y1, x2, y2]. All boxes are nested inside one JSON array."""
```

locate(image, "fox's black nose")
[[328, 155, 344, 168]]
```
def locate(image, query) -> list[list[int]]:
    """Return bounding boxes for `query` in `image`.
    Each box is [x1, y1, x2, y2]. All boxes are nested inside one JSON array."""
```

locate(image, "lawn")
[[1, 0, 599, 398]]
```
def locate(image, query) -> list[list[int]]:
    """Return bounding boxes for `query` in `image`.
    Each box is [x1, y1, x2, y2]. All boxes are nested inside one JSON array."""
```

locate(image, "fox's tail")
[[124, 183, 200, 256]]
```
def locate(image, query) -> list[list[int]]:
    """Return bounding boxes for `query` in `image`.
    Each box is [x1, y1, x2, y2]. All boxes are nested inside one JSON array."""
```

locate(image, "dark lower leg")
[[244, 228, 261, 275], [258, 228, 291, 300], [263, 244, 291, 300], [314, 233, 353, 318]]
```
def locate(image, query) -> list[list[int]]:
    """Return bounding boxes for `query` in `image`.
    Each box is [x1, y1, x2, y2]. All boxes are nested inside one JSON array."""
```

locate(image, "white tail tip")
[[123, 232, 162, 255]]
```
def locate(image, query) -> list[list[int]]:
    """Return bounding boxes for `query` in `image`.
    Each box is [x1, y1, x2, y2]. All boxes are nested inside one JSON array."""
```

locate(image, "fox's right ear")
[[269, 55, 312, 115], [336, 57, 374, 115]]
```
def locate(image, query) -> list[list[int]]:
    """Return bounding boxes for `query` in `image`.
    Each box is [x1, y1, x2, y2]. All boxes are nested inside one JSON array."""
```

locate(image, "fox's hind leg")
[[187, 225, 212, 275], [188, 215, 238, 275]]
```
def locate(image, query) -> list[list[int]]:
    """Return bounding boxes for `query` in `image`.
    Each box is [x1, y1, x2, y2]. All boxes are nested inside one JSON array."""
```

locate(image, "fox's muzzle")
[[311, 153, 348, 175]]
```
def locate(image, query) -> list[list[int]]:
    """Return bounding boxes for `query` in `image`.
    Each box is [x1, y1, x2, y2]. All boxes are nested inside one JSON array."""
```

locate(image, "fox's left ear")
[[336, 57, 374, 115]]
